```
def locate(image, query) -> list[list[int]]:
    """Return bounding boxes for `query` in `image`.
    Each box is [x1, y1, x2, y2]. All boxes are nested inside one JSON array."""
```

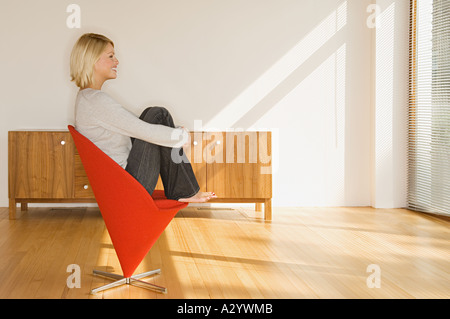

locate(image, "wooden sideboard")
[[8, 130, 272, 220]]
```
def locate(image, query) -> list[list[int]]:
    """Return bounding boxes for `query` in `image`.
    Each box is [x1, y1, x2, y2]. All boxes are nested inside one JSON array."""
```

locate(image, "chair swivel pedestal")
[[91, 269, 166, 294]]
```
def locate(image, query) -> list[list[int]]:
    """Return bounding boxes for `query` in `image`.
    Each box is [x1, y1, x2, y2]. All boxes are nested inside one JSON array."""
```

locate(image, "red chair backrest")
[[68, 125, 187, 277]]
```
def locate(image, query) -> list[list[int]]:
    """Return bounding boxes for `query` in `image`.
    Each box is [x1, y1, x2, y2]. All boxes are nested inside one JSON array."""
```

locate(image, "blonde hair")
[[70, 33, 114, 88]]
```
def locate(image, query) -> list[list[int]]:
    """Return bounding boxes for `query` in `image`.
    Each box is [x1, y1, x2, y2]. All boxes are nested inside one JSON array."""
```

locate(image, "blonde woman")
[[70, 33, 216, 202]]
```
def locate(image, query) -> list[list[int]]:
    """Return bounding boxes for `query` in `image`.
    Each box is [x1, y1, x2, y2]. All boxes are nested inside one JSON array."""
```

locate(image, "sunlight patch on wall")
[[205, 1, 348, 129]]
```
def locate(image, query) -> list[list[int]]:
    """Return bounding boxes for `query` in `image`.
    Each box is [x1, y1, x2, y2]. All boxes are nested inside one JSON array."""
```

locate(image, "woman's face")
[[94, 43, 119, 83]]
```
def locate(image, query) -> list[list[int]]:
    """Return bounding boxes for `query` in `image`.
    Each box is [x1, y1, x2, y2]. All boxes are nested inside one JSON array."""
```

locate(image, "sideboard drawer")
[[8, 131, 74, 199], [74, 176, 94, 198], [74, 154, 95, 198]]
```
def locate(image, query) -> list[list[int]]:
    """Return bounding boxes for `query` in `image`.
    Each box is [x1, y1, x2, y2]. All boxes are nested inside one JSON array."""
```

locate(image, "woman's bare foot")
[[178, 192, 217, 203]]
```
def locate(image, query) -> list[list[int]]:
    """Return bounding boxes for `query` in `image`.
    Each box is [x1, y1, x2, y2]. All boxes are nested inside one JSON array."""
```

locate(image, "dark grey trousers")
[[125, 107, 200, 200]]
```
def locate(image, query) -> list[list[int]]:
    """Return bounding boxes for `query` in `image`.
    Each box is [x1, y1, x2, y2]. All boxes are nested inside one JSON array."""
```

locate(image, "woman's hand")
[[177, 126, 190, 149]]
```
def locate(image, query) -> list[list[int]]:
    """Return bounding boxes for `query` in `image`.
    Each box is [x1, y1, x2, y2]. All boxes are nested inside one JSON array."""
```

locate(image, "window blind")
[[408, 0, 450, 216]]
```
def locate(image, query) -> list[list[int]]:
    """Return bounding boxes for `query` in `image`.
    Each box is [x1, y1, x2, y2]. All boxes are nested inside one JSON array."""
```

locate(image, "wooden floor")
[[0, 205, 448, 299]]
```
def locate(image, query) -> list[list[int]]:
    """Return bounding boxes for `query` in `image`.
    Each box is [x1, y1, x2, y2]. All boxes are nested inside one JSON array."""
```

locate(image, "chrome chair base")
[[90, 269, 167, 294]]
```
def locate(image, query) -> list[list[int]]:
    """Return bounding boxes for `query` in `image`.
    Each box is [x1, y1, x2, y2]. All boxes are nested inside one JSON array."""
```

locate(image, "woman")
[[70, 33, 215, 203]]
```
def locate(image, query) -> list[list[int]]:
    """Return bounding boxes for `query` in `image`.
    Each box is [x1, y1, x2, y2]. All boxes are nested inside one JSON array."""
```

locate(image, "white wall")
[[0, 0, 408, 208], [371, 0, 409, 208]]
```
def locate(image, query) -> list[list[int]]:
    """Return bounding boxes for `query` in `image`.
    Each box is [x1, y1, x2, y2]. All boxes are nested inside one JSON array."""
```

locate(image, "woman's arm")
[[91, 91, 188, 148]]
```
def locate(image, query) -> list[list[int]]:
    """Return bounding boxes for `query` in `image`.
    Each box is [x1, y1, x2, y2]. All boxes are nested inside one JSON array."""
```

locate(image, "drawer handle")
[[83, 185, 89, 190], [61, 140, 66, 145], [193, 141, 198, 146]]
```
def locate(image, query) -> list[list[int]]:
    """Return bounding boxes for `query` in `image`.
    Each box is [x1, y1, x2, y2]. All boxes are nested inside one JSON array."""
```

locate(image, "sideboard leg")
[[21, 202, 28, 211], [264, 199, 272, 221], [255, 203, 262, 212], [9, 199, 17, 220]]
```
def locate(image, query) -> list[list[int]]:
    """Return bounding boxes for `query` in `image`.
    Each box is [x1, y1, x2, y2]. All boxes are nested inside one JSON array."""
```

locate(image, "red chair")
[[68, 125, 188, 294]]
